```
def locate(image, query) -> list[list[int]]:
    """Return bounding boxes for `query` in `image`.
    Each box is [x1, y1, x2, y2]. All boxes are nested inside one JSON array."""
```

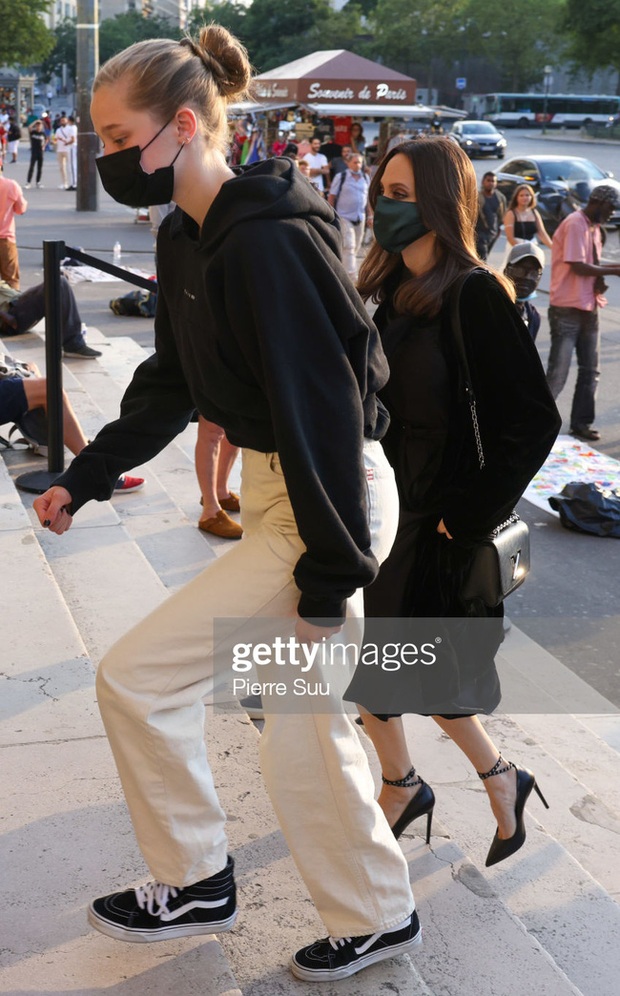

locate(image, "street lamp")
[[542, 65, 553, 136]]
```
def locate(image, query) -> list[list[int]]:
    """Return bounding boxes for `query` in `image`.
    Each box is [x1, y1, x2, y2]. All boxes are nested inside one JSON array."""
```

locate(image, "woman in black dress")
[[346, 138, 560, 866]]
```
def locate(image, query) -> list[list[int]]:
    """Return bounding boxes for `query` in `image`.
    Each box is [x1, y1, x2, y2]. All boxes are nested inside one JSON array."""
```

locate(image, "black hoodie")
[[55, 158, 389, 620]]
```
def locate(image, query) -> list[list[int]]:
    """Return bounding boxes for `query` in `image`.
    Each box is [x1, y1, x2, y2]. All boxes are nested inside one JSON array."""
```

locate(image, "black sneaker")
[[291, 910, 421, 981], [63, 343, 102, 358], [88, 855, 237, 942]]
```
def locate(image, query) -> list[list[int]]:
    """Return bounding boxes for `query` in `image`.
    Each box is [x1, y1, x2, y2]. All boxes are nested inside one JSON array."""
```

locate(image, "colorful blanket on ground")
[[524, 434, 620, 515]]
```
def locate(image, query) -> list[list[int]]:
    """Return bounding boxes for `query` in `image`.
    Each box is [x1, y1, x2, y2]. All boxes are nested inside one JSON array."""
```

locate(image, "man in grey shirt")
[[328, 154, 372, 278]]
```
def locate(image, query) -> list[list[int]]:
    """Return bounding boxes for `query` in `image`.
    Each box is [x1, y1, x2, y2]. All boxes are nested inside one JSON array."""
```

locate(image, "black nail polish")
[[43, 519, 51, 527]]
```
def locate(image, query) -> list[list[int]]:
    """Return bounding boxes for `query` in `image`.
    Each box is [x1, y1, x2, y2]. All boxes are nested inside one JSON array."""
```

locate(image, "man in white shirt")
[[302, 138, 329, 195], [66, 115, 78, 189], [54, 115, 75, 190], [327, 154, 372, 277]]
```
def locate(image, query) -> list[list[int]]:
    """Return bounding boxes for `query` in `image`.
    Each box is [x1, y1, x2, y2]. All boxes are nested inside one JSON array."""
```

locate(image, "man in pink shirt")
[[0, 169, 27, 289], [547, 185, 620, 441]]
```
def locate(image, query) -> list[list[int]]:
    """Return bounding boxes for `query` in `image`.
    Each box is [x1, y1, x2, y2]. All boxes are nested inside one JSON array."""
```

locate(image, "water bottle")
[[113, 241, 122, 262]]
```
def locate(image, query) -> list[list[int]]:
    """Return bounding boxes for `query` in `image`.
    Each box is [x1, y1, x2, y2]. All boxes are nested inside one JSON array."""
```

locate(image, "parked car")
[[495, 155, 620, 234], [449, 120, 507, 158]]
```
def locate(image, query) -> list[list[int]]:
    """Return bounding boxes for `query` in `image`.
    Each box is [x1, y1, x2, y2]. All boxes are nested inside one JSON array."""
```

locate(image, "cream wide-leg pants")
[[96, 442, 415, 936]]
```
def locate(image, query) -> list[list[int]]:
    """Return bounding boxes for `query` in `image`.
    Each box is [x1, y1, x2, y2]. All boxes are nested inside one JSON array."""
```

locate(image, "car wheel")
[[497, 153, 504, 159]]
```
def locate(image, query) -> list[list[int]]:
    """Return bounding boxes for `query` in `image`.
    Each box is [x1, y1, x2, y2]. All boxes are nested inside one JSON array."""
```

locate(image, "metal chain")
[[467, 389, 485, 470]]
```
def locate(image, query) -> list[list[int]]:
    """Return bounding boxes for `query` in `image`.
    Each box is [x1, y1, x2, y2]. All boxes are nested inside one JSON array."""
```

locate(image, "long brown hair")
[[508, 183, 537, 212], [357, 138, 514, 317]]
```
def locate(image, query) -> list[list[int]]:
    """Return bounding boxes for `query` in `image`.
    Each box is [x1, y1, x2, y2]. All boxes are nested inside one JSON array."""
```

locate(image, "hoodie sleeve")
[[223, 218, 385, 621], [441, 271, 560, 539], [53, 277, 196, 512]]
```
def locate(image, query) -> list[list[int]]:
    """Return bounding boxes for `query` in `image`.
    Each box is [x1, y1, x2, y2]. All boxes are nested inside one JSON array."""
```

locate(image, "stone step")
[[3, 326, 613, 994]]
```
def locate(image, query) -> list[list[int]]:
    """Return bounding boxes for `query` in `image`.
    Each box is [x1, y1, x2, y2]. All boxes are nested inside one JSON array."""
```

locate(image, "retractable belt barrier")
[[16, 239, 158, 494]]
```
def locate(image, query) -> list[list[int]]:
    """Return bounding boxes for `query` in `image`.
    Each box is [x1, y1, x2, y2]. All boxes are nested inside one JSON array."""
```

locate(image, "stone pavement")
[[2, 146, 620, 996]]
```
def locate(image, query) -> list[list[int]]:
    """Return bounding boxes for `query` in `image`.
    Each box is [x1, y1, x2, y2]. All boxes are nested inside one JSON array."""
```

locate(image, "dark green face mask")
[[373, 194, 430, 253]]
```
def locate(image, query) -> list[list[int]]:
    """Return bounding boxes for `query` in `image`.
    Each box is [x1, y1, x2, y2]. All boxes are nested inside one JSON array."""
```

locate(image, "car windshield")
[[539, 159, 606, 182], [462, 122, 497, 134]]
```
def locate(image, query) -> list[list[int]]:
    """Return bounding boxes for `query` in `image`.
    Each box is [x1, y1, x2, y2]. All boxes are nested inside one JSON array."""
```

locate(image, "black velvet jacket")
[[376, 269, 561, 540]]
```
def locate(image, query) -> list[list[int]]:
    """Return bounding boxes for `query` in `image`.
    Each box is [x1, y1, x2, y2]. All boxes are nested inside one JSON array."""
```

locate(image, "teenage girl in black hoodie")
[[33, 25, 420, 983]]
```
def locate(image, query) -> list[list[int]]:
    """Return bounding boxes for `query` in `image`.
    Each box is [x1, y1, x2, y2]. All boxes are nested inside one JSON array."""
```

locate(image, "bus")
[[481, 92, 620, 128]]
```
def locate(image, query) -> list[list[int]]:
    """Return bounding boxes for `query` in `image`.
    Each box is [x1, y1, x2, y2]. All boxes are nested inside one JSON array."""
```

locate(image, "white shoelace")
[[135, 881, 179, 917], [328, 931, 381, 955], [327, 915, 412, 955]]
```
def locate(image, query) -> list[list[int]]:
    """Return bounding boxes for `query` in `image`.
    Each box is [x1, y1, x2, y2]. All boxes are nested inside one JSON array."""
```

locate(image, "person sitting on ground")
[[0, 357, 143, 492], [196, 415, 242, 539], [504, 241, 545, 341], [0, 276, 102, 357]]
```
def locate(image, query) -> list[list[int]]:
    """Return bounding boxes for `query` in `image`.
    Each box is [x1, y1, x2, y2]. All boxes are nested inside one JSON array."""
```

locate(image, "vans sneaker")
[[88, 855, 237, 943], [291, 910, 421, 981], [114, 475, 145, 493]]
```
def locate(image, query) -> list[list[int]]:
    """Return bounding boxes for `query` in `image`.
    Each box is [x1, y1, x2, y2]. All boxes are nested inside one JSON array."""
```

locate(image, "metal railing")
[[16, 239, 157, 494]]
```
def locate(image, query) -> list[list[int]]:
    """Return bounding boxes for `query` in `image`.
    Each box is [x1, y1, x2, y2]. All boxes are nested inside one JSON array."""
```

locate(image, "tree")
[[241, 0, 332, 71], [99, 12, 176, 65], [0, 0, 54, 66], [40, 18, 76, 83], [186, 1, 247, 39], [464, 0, 566, 91], [564, 0, 620, 94], [370, 0, 467, 83]]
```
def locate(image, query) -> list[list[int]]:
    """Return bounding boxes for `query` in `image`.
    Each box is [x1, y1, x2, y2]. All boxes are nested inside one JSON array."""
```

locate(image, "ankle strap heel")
[[382, 765, 422, 789], [381, 767, 436, 844], [477, 754, 515, 781]]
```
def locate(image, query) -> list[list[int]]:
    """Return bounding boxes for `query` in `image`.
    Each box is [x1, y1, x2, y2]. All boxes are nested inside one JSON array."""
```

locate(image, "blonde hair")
[[358, 138, 514, 317], [93, 24, 252, 155]]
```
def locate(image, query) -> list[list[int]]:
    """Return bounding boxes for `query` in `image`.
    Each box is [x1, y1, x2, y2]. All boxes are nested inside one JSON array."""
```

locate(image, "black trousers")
[[27, 148, 43, 184]]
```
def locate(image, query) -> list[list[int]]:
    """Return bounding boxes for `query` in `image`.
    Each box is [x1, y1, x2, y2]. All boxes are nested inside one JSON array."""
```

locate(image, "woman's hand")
[[33, 486, 74, 534], [436, 518, 453, 539], [295, 616, 343, 645]]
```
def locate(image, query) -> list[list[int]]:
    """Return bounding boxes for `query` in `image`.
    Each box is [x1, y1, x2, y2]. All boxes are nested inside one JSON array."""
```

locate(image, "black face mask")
[[96, 119, 184, 207]]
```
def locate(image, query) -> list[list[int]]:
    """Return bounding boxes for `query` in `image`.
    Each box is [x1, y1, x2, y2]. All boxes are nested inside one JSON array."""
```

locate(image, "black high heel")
[[382, 766, 436, 844], [479, 756, 549, 868]]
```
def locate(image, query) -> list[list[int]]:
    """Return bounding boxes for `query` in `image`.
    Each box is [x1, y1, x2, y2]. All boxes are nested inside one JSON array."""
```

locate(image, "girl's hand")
[[436, 518, 453, 539], [33, 486, 74, 534], [295, 616, 343, 645]]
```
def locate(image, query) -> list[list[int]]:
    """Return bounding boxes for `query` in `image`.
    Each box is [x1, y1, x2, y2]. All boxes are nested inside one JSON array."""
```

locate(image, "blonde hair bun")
[[185, 24, 252, 102]]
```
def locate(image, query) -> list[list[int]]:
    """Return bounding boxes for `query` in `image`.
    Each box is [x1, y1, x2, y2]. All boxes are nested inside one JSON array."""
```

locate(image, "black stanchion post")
[[16, 240, 67, 495]]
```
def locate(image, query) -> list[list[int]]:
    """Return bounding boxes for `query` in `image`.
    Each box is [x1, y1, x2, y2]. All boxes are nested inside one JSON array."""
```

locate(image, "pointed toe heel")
[[479, 756, 549, 868], [382, 767, 436, 844]]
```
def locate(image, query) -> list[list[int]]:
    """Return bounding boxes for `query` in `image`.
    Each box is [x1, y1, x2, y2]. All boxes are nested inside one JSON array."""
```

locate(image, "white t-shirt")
[[55, 124, 76, 151], [302, 151, 328, 192]]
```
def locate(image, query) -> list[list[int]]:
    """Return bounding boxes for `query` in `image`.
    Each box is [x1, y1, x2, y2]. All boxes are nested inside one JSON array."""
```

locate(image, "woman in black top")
[[33, 24, 419, 983], [504, 183, 553, 248], [346, 139, 560, 866]]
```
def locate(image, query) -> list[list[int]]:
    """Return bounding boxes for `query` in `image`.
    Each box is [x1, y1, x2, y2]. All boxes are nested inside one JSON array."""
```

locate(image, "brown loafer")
[[198, 509, 243, 540], [219, 491, 240, 513]]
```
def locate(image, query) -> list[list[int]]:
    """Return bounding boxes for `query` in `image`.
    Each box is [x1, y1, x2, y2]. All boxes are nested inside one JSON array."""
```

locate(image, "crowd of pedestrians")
[[1, 20, 618, 988]]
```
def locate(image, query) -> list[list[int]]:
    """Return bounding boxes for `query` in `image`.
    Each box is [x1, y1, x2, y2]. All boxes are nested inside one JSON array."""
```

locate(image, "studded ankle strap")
[[477, 754, 515, 781], [381, 765, 422, 788]]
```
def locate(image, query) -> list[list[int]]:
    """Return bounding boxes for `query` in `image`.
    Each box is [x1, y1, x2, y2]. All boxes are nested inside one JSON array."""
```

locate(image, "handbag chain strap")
[[448, 269, 486, 470]]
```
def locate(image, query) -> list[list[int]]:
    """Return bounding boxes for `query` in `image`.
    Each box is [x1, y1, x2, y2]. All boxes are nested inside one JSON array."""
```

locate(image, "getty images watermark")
[[230, 632, 440, 701], [212, 616, 511, 715]]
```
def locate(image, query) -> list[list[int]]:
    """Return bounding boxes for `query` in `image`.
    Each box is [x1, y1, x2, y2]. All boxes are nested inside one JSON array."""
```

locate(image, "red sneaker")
[[114, 475, 145, 494]]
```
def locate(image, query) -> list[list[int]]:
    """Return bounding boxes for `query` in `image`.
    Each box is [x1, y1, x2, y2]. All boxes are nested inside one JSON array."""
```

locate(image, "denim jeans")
[[546, 305, 600, 430], [7, 276, 85, 351]]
